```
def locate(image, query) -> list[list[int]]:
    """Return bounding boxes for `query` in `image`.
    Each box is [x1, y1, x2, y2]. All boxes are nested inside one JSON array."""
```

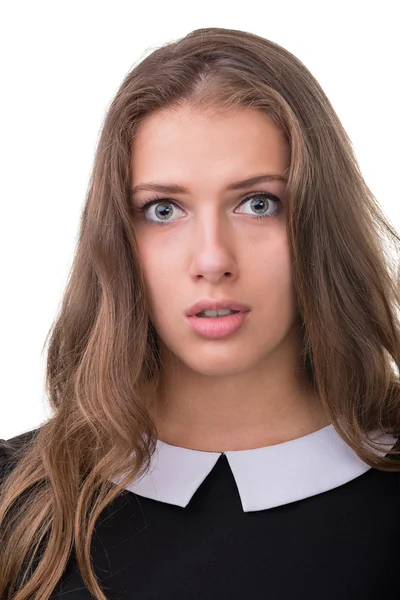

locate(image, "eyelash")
[[135, 191, 282, 227]]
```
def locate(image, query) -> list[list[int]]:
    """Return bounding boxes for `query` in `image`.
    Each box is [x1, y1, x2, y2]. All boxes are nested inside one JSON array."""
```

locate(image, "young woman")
[[1, 27, 399, 600]]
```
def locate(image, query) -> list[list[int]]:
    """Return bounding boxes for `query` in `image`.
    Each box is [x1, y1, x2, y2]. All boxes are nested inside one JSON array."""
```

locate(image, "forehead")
[[131, 106, 290, 186]]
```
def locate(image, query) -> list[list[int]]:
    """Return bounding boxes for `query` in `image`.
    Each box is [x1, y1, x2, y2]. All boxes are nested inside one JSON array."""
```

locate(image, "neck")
[[148, 344, 331, 453]]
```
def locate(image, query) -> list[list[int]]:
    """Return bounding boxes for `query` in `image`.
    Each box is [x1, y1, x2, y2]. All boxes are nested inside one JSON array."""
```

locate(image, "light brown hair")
[[1, 26, 400, 600]]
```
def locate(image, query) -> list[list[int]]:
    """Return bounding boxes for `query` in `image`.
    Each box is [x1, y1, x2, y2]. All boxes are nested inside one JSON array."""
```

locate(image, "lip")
[[186, 311, 250, 339], [185, 299, 251, 317]]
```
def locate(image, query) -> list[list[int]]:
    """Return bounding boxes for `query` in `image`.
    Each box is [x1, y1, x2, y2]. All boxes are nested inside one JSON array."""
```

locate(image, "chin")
[[179, 351, 258, 377]]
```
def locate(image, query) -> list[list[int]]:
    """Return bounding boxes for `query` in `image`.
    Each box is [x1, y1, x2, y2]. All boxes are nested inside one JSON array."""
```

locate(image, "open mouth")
[[196, 309, 240, 318]]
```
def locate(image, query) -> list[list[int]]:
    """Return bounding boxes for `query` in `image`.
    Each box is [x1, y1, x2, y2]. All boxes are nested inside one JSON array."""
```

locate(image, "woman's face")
[[131, 105, 299, 377]]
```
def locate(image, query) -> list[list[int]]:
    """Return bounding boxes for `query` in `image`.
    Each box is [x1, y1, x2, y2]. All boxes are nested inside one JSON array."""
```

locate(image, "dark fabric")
[[1, 428, 399, 599]]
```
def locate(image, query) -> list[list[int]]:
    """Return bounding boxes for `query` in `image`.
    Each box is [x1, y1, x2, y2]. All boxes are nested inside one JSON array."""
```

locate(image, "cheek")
[[268, 250, 293, 291], [250, 232, 293, 286], [251, 239, 297, 315], [136, 237, 180, 310]]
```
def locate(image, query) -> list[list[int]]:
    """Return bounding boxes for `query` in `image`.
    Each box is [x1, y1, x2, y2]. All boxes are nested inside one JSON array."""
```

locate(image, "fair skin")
[[131, 104, 330, 452]]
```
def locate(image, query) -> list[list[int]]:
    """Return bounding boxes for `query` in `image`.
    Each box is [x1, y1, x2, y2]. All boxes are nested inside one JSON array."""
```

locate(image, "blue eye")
[[237, 193, 281, 220], [137, 192, 282, 226]]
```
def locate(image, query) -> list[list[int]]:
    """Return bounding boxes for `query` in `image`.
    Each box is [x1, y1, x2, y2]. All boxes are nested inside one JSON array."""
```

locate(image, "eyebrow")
[[130, 173, 288, 196]]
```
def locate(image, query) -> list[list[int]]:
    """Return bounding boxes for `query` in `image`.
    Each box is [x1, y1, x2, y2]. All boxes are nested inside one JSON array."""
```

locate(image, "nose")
[[188, 212, 238, 284]]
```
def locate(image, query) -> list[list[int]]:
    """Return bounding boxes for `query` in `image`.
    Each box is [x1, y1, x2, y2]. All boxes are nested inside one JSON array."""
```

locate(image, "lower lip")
[[186, 311, 250, 339]]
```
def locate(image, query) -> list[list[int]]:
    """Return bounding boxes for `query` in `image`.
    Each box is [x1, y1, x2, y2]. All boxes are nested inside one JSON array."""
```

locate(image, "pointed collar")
[[112, 425, 397, 513]]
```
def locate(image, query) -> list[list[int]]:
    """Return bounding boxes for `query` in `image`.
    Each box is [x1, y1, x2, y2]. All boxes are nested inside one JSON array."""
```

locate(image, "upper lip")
[[186, 299, 251, 317]]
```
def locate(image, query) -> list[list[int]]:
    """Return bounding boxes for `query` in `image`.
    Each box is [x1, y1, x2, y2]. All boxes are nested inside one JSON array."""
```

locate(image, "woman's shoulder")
[[0, 427, 40, 482]]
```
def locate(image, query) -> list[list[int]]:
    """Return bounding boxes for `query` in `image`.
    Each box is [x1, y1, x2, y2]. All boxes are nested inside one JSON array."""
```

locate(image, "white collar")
[[111, 425, 397, 513]]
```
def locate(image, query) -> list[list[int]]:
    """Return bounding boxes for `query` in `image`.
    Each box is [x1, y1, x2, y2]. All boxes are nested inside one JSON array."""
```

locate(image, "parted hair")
[[1, 27, 400, 600]]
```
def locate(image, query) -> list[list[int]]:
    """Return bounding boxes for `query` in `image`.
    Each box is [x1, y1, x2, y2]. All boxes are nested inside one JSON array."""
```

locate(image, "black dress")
[[1, 424, 399, 599]]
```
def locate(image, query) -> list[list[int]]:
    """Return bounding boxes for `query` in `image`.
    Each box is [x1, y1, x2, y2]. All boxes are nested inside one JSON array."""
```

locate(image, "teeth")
[[197, 309, 238, 318]]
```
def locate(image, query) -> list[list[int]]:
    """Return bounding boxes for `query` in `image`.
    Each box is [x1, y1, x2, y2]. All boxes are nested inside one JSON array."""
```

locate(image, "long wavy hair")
[[1, 26, 400, 600]]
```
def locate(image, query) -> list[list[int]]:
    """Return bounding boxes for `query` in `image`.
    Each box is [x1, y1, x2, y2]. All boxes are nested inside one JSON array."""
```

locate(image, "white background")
[[1, 1, 399, 440]]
